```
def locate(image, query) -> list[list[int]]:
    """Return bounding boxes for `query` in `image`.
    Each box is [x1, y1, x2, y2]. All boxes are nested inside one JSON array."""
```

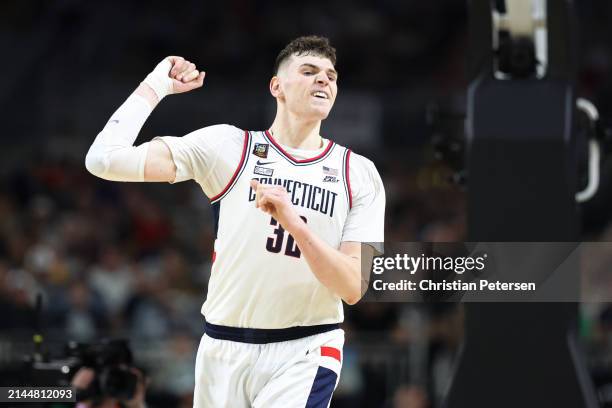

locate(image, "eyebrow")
[[300, 63, 338, 77]]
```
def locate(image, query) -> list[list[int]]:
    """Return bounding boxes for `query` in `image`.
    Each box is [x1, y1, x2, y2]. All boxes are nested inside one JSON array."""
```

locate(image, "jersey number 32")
[[266, 216, 307, 258]]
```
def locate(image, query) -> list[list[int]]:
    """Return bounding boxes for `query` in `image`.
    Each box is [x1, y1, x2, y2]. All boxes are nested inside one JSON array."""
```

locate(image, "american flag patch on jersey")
[[322, 166, 338, 176]]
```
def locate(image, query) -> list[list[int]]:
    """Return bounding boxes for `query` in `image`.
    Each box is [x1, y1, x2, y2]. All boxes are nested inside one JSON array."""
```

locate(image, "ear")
[[269, 76, 283, 98]]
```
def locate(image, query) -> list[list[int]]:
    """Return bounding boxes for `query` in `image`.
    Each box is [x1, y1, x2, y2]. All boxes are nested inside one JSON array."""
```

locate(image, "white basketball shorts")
[[193, 323, 344, 408]]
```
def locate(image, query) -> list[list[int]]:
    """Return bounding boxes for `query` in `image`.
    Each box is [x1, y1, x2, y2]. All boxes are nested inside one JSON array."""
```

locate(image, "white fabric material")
[[158, 127, 329, 196], [161, 129, 385, 328], [87, 114, 385, 328], [193, 329, 344, 408], [203, 131, 347, 328], [341, 153, 386, 254], [142, 58, 175, 100], [85, 94, 152, 182], [154, 124, 244, 196]]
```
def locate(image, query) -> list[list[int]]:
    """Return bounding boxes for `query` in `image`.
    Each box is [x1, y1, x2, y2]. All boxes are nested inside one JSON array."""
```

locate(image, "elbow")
[[341, 269, 366, 305], [343, 289, 363, 306], [84, 149, 107, 178], [344, 296, 360, 306]]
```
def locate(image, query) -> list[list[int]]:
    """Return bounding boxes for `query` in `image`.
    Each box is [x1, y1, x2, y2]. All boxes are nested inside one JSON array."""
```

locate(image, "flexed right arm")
[[85, 57, 205, 183]]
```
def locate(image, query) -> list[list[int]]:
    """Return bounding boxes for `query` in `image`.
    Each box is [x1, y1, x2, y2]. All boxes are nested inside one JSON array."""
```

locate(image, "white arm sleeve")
[[154, 125, 245, 198], [85, 94, 152, 182], [341, 153, 386, 254]]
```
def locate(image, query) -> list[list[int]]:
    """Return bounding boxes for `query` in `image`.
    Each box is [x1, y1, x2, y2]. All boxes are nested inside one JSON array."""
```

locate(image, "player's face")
[[275, 54, 338, 120]]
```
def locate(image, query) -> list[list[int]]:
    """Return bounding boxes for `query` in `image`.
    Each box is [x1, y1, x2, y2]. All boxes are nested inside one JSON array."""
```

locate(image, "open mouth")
[[312, 91, 329, 100]]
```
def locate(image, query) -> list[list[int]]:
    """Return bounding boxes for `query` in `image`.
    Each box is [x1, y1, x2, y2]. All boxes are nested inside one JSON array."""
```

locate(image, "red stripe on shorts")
[[320, 346, 341, 362]]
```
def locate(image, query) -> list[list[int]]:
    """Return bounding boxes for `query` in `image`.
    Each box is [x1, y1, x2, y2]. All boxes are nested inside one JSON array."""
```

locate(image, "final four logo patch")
[[253, 143, 269, 158]]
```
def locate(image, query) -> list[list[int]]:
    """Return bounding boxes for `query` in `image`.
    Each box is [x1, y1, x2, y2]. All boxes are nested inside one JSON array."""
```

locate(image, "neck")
[[269, 110, 323, 150]]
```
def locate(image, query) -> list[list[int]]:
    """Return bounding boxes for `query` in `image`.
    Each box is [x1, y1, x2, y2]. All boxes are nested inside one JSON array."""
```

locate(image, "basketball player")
[[85, 36, 385, 407]]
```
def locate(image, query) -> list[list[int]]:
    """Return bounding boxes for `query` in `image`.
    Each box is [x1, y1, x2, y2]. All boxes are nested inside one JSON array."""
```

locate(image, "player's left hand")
[[250, 179, 304, 233]]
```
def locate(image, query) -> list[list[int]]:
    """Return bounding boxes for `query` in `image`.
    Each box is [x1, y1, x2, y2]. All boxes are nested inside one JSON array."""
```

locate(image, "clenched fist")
[[167, 56, 205, 93], [250, 179, 305, 234], [143, 56, 205, 101]]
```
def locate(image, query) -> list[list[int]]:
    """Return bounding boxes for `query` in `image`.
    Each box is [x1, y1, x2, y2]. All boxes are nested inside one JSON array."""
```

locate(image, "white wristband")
[[142, 59, 174, 101]]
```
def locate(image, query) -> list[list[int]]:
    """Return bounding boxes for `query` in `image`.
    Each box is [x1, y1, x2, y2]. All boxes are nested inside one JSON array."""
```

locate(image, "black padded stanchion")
[[443, 1, 599, 407]]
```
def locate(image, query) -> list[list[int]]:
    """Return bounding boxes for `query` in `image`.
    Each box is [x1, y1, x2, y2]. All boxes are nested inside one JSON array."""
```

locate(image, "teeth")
[[313, 91, 328, 99]]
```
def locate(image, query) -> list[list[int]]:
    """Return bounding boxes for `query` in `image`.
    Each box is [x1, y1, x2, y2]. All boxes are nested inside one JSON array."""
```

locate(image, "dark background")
[[1, 1, 612, 407]]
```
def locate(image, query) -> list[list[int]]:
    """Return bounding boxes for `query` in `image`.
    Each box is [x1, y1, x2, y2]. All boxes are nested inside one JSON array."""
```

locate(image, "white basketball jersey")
[[204, 130, 352, 329]]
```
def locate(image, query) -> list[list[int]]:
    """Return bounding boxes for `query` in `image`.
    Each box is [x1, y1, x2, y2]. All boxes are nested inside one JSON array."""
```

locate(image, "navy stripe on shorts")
[[305, 366, 338, 408]]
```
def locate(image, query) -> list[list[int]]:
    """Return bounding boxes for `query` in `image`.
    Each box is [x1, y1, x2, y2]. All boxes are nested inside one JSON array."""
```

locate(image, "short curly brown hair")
[[273, 35, 337, 75]]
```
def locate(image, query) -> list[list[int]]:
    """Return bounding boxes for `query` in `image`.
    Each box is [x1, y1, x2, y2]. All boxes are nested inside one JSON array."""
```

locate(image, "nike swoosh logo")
[[256, 160, 276, 165]]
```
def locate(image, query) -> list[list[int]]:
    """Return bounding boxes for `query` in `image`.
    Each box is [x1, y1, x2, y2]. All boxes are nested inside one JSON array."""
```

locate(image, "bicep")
[[144, 139, 177, 182]]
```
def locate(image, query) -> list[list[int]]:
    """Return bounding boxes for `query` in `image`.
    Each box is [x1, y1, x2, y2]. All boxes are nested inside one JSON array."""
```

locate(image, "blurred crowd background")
[[2, 1, 612, 407]]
